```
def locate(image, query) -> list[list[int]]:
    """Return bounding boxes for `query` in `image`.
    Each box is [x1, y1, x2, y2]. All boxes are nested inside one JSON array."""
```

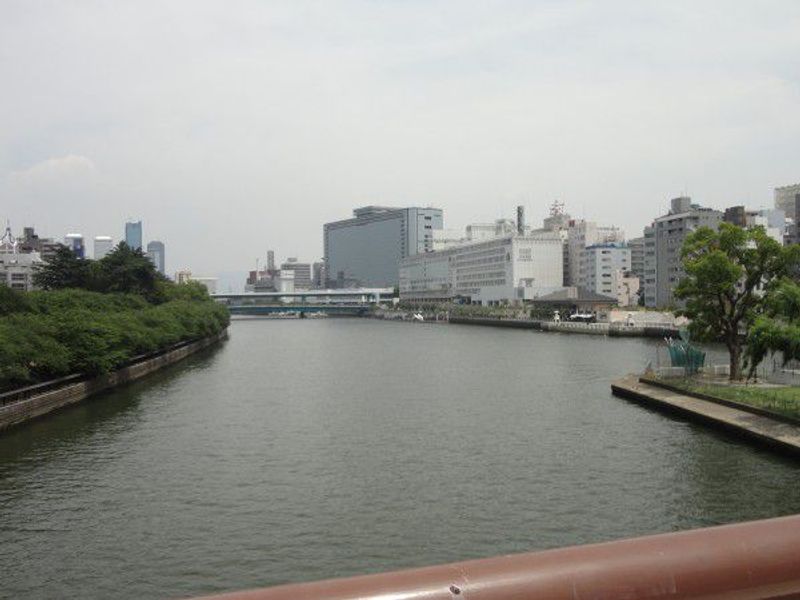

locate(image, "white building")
[[400, 231, 564, 305], [94, 236, 114, 260], [565, 220, 624, 286], [577, 243, 632, 304], [1, 224, 43, 291], [280, 258, 311, 289]]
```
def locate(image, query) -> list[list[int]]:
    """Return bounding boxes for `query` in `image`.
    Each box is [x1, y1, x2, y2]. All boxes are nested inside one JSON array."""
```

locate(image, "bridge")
[[211, 288, 395, 317]]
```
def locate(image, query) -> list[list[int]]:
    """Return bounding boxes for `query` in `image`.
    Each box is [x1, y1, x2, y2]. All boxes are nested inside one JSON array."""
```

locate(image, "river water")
[[1, 319, 799, 599]]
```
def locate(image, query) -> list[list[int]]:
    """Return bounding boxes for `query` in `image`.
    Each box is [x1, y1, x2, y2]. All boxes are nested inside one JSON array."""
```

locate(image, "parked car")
[[568, 312, 597, 323]]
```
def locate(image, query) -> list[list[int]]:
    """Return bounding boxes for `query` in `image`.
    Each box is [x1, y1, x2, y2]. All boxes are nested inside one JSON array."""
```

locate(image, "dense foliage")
[[0, 244, 229, 392], [744, 278, 800, 378], [675, 223, 799, 380]]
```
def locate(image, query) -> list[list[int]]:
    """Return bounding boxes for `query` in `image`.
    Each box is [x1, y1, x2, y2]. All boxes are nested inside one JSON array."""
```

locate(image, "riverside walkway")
[[612, 375, 800, 456]]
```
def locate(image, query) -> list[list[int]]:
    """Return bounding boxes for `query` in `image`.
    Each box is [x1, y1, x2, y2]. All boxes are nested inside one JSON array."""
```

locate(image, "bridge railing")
[[190, 514, 800, 600]]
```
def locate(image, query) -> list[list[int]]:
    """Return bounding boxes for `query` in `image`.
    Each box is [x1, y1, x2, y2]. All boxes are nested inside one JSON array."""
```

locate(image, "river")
[[1, 318, 799, 599]]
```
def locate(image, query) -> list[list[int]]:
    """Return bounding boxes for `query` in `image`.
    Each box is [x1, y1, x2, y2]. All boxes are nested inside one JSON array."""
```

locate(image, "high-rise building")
[[280, 258, 312, 289], [64, 233, 85, 258], [312, 261, 326, 289], [94, 236, 114, 260], [577, 243, 632, 305], [323, 206, 443, 288], [775, 184, 800, 223], [125, 220, 143, 251], [146, 240, 165, 274], [645, 197, 722, 308], [628, 236, 645, 283]]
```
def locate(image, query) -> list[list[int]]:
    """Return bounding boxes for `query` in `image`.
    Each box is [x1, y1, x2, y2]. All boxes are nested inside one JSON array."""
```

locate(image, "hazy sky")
[[2, 1, 799, 283]]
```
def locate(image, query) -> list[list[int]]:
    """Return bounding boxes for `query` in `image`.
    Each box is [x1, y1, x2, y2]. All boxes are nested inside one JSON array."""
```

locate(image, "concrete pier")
[[611, 375, 800, 457]]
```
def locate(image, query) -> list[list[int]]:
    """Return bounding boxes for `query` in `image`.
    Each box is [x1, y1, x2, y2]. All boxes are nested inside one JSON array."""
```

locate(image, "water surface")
[[1, 319, 798, 599]]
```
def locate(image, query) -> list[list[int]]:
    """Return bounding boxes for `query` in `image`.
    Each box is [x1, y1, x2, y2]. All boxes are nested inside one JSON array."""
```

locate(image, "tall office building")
[[280, 257, 312, 289], [628, 236, 645, 283], [644, 197, 722, 308], [323, 206, 443, 288], [577, 243, 632, 304], [146, 240, 165, 274], [775, 184, 800, 223], [64, 233, 85, 258], [125, 220, 143, 251], [94, 236, 114, 259], [312, 261, 326, 289]]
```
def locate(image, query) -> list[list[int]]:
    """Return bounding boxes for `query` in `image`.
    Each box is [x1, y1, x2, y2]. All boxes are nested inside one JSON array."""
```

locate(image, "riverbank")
[[611, 375, 800, 457], [439, 315, 679, 338], [0, 329, 228, 432]]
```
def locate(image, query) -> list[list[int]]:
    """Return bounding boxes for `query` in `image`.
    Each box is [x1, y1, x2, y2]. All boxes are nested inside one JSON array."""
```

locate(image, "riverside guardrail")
[[191, 514, 800, 600]]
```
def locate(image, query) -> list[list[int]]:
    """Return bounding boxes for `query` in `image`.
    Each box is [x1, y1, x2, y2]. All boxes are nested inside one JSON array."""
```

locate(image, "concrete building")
[[646, 197, 723, 308], [565, 220, 624, 286], [18, 227, 60, 261], [312, 261, 326, 289], [723, 206, 785, 244], [628, 237, 645, 283], [1, 225, 43, 291], [642, 226, 657, 308], [125, 220, 143, 251], [146, 240, 166, 274], [64, 233, 85, 258], [280, 258, 312, 289], [175, 270, 192, 285], [775, 184, 800, 223], [94, 236, 114, 260], [324, 205, 443, 288], [399, 231, 564, 305], [577, 243, 632, 304]]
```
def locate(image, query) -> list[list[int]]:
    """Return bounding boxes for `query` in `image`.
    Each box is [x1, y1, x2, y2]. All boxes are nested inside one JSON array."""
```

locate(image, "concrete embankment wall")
[[448, 316, 678, 338], [611, 375, 800, 457], [0, 330, 228, 432]]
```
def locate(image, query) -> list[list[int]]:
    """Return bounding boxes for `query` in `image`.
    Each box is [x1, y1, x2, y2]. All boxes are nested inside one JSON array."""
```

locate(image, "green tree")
[[94, 243, 164, 301], [744, 279, 800, 379], [675, 223, 797, 380], [32, 245, 91, 290]]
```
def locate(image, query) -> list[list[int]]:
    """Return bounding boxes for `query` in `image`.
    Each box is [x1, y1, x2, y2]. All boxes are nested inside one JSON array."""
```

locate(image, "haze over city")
[[3, 1, 800, 279]]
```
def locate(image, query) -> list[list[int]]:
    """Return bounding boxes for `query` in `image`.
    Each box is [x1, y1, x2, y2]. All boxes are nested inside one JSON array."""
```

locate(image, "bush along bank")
[[0, 245, 229, 393]]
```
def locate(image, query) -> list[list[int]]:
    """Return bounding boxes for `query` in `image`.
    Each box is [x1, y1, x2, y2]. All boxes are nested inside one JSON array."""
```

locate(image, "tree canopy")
[[34, 242, 168, 302], [675, 223, 798, 380]]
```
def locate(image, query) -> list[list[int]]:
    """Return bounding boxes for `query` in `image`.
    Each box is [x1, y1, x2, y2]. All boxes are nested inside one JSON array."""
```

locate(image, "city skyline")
[[2, 1, 800, 277]]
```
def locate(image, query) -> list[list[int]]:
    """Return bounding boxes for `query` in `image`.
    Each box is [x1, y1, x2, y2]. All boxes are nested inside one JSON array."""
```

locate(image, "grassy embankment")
[[0, 285, 229, 394], [655, 378, 800, 420]]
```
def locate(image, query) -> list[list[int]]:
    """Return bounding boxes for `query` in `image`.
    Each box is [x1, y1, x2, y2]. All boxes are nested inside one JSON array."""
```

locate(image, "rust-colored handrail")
[[190, 514, 800, 600]]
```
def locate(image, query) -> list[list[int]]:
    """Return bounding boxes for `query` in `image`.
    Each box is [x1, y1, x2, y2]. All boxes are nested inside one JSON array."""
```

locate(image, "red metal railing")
[[190, 514, 800, 600]]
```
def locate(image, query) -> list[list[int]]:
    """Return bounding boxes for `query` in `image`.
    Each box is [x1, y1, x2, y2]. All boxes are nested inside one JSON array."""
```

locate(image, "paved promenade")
[[612, 375, 800, 456]]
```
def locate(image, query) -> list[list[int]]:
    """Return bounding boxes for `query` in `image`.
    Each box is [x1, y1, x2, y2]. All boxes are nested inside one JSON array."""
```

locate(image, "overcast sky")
[[2, 1, 799, 286]]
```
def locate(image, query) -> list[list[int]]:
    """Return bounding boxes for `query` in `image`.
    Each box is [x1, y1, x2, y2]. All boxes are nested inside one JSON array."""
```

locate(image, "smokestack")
[[517, 205, 525, 235]]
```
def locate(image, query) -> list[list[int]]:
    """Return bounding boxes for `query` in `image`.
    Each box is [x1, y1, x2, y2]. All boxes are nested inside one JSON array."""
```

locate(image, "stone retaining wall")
[[0, 330, 228, 432]]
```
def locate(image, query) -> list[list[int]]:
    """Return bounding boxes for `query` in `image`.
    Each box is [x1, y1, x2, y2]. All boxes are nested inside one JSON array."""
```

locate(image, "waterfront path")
[[612, 375, 800, 456]]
